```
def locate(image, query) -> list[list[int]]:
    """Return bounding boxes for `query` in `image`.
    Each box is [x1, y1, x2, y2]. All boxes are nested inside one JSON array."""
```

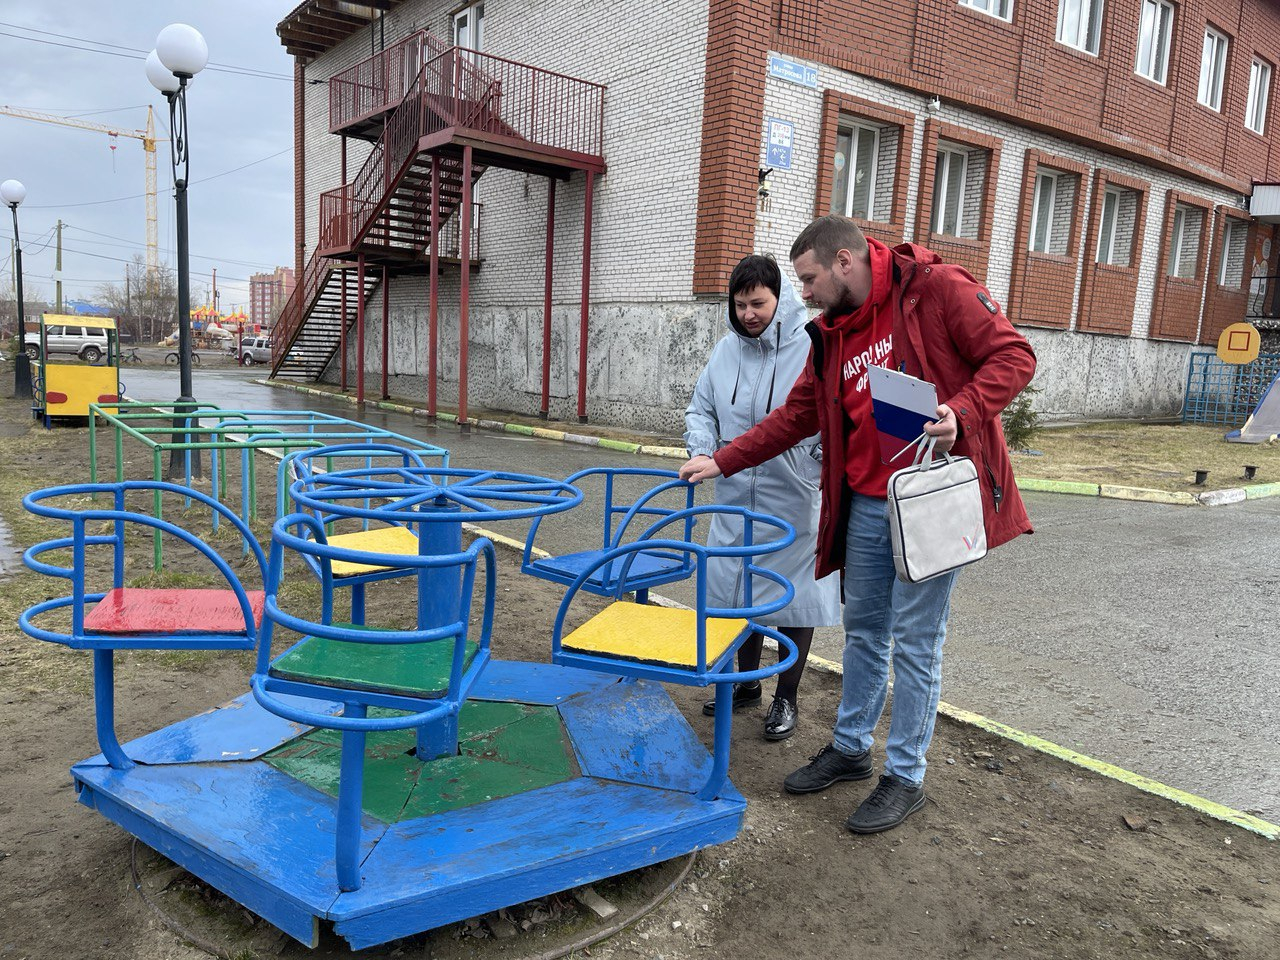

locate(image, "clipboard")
[[868, 365, 939, 464]]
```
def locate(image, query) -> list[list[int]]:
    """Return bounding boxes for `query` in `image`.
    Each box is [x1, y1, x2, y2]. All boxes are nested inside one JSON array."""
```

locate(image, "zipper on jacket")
[[975, 433, 1002, 513]]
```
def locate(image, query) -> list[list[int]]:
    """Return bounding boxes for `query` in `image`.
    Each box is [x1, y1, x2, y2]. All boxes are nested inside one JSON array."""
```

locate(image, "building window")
[[1219, 219, 1247, 286], [453, 2, 485, 51], [831, 120, 899, 222], [1057, 0, 1103, 55], [1198, 27, 1229, 111], [959, 0, 1012, 21], [1247, 59, 1271, 134], [1097, 186, 1139, 266], [1030, 173, 1058, 253], [1166, 203, 1203, 279], [1135, 0, 1173, 85], [932, 147, 970, 237]]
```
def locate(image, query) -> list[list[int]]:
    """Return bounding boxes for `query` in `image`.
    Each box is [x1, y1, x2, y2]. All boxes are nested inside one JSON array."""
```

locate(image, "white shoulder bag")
[[886, 436, 987, 583]]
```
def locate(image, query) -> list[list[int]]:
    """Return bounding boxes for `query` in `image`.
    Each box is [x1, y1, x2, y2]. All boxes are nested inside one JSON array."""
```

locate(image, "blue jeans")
[[833, 494, 958, 786]]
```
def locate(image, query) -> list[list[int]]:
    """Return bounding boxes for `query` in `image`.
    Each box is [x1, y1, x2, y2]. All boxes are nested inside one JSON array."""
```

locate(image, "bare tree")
[[95, 255, 177, 344]]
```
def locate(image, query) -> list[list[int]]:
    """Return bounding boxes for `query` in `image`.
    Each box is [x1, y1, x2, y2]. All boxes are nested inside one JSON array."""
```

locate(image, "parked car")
[[239, 336, 273, 365], [25, 322, 110, 363]]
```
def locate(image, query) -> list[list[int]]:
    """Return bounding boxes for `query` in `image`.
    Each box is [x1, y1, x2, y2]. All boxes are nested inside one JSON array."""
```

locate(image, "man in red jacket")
[[680, 216, 1035, 833]]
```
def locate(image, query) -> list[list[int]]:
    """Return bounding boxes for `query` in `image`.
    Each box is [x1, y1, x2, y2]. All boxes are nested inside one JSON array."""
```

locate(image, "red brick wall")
[[766, 0, 1280, 194], [1007, 150, 1091, 330], [1150, 191, 1215, 342], [812, 91, 915, 245], [694, 0, 1280, 296], [1200, 207, 1255, 345], [913, 120, 1002, 283], [1077, 170, 1151, 337], [692, 0, 774, 295]]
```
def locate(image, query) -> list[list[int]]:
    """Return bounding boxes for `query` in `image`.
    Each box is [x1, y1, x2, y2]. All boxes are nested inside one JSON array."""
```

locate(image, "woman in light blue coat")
[[685, 255, 841, 741]]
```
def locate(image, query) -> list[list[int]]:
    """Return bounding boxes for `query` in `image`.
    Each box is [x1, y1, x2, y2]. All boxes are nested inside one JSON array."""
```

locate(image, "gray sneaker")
[[845, 775, 926, 833], [783, 743, 874, 794]]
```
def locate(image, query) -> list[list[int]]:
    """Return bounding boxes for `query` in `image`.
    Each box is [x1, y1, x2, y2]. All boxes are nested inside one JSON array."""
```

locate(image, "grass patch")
[[1015, 422, 1280, 493]]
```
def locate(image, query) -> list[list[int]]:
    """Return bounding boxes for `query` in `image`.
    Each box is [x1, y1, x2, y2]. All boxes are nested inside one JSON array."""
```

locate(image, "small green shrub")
[[1001, 385, 1042, 451]]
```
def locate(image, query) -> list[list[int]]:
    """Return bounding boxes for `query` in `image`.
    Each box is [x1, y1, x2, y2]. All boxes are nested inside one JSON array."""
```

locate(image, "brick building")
[[276, 0, 1280, 429], [249, 266, 296, 330]]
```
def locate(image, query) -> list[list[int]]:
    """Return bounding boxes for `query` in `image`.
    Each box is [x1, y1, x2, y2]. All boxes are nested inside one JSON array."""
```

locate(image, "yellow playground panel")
[[34, 314, 121, 424]]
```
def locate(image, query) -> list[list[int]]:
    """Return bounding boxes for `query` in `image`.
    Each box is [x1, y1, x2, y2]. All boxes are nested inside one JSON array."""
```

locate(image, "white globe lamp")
[[155, 24, 208, 78], [145, 50, 180, 94], [1, 179, 26, 207]]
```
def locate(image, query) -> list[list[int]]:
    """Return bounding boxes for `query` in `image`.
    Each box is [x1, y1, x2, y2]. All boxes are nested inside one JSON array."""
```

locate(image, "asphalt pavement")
[[115, 367, 1280, 821]]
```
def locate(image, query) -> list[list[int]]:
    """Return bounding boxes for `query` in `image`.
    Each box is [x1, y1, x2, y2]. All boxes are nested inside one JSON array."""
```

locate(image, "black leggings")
[[736, 626, 814, 706]]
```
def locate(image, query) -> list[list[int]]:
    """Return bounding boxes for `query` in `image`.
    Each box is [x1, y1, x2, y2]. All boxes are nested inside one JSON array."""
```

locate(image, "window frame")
[[1246, 58, 1271, 134], [1057, 0, 1104, 56], [1029, 171, 1060, 254], [959, 0, 1013, 22], [1096, 186, 1123, 265], [1167, 204, 1191, 277], [453, 2, 485, 51], [1135, 0, 1174, 85], [1218, 218, 1245, 287], [1197, 26, 1229, 111], [834, 121, 882, 221], [932, 147, 970, 237]]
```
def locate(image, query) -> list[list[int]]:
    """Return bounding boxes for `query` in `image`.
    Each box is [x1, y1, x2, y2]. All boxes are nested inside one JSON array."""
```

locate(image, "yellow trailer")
[[32, 314, 121, 426]]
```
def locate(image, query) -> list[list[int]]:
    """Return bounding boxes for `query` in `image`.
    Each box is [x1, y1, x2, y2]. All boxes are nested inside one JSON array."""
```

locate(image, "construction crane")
[[0, 105, 161, 286]]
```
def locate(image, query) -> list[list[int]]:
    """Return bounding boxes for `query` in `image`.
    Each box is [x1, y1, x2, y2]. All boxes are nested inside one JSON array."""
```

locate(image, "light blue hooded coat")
[[684, 272, 841, 627]]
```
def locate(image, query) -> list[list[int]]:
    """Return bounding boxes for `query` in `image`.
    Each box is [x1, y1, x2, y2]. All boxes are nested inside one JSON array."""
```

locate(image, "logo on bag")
[[962, 521, 983, 551]]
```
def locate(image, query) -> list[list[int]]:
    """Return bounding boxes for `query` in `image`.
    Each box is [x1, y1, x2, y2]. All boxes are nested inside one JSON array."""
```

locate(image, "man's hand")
[[679, 454, 722, 483], [923, 403, 958, 454]]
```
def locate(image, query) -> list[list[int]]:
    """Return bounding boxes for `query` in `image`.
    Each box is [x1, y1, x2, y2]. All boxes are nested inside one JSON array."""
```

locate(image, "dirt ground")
[[0, 398, 1277, 960]]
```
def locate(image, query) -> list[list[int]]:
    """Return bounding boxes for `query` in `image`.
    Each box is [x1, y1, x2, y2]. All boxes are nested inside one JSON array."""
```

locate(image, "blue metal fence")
[[1183, 351, 1280, 425]]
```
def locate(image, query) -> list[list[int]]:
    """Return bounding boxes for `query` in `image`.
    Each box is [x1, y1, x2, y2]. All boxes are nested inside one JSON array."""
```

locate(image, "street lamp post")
[[148, 25, 207, 479], [2, 179, 31, 401]]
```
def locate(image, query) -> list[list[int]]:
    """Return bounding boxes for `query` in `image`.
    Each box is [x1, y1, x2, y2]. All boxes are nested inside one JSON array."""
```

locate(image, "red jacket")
[[715, 242, 1037, 580]]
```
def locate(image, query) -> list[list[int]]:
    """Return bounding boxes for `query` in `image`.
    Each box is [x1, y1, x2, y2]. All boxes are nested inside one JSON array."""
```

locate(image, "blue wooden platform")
[[70, 660, 744, 950]]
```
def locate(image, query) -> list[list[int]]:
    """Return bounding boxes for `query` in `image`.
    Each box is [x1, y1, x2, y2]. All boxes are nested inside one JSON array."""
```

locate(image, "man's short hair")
[[728, 254, 781, 300], [789, 215, 868, 265]]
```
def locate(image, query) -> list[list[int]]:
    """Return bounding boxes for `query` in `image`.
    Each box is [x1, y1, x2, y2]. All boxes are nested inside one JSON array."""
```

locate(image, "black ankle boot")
[[702, 681, 762, 716]]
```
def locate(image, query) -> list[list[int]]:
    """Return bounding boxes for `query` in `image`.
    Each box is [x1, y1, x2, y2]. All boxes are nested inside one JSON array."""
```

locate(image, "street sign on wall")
[[765, 118, 794, 170], [767, 54, 818, 88]]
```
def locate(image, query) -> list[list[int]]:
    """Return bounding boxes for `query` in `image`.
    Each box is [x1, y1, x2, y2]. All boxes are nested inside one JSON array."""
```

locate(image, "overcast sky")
[[0, 1, 296, 311]]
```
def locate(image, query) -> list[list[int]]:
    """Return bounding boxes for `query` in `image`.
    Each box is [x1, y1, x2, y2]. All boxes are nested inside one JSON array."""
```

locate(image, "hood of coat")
[[727, 270, 809, 351]]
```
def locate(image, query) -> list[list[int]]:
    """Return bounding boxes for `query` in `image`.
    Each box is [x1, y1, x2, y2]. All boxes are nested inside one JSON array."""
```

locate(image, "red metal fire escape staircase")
[[271, 33, 606, 388]]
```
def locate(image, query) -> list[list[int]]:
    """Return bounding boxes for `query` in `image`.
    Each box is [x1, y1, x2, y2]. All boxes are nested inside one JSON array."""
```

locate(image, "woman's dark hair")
[[728, 254, 781, 300]]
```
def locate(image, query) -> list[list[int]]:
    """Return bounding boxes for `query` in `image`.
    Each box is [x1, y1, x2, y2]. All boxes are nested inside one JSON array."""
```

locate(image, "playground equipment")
[[19, 481, 266, 769], [522, 467, 697, 603], [30, 314, 121, 426], [87, 403, 448, 567], [19, 449, 799, 950], [552, 504, 800, 801]]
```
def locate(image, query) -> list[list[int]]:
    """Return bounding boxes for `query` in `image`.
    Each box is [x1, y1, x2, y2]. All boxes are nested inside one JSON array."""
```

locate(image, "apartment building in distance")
[[249, 266, 297, 330]]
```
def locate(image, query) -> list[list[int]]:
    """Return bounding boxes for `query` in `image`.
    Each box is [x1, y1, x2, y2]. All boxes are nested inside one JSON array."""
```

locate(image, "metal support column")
[[340, 268, 348, 392], [577, 171, 595, 423], [540, 179, 556, 419], [381, 265, 389, 399], [459, 145, 472, 432], [428, 156, 440, 421], [356, 254, 366, 403]]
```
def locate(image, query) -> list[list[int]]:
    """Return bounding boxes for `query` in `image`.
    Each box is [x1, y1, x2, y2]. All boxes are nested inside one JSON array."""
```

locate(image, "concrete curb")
[[1018, 475, 1278, 506], [464, 522, 1277, 840]]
